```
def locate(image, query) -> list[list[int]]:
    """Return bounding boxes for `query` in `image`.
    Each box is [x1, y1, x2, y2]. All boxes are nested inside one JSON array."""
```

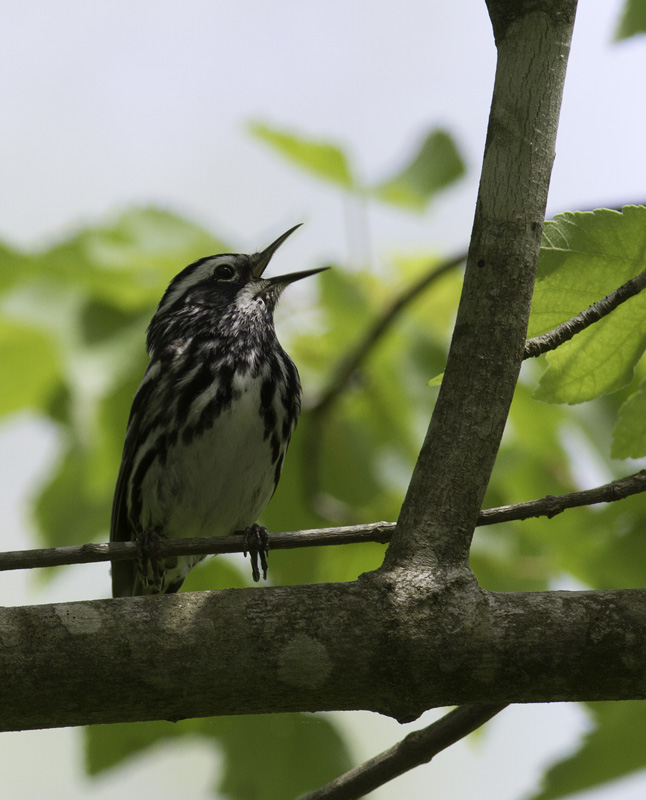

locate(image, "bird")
[[110, 224, 326, 597]]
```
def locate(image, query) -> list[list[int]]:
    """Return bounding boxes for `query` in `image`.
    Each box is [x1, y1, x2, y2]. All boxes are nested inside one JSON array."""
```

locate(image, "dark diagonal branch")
[[301, 704, 507, 800], [310, 253, 466, 414], [524, 265, 646, 359], [3, 470, 643, 573], [303, 253, 465, 515]]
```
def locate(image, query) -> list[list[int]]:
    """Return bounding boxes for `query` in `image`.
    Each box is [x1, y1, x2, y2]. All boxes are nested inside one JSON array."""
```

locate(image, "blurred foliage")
[[530, 702, 646, 800], [250, 121, 466, 211], [614, 0, 646, 41], [249, 122, 356, 190], [1, 120, 646, 798], [373, 129, 466, 210], [86, 714, 351, 800]]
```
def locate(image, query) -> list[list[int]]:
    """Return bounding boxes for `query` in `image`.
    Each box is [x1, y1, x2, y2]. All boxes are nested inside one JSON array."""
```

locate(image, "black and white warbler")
[[110, 225, 325, 596]]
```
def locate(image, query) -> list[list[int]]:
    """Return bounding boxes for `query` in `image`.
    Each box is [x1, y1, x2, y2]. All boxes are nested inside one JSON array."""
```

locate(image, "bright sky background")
[[1, 1, 645, 798]]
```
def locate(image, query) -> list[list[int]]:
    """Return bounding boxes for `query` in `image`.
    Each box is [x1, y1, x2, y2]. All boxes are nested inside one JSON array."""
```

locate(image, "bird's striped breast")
[[125, 344, 301, 544]]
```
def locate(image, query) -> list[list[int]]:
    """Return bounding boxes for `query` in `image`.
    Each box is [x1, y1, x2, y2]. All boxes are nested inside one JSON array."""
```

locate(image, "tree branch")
[[2, 470, 643, 572], [524, 264, 646, 359], [301, 704, 507, 800], [477, 468, 646, 524], [2, 580, 645, 732], [384, 1, 579, 572]]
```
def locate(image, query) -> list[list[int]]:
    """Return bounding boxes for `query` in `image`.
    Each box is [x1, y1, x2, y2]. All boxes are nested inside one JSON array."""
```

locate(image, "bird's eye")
[[213, 264, 235, 280]]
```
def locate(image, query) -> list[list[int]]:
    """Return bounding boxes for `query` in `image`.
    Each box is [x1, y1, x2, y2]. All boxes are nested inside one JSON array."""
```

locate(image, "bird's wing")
[[110, 375, 156, 597]]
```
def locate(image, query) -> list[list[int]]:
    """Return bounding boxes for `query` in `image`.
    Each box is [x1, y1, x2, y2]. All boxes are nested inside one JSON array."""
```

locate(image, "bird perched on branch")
[[110, 224, 325, 597]]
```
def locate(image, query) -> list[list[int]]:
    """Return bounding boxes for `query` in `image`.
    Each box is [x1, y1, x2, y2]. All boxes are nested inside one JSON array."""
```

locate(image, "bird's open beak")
[[252, 223, 328, 287], [252, 224, 303, 278], [264, 265, 330, 289]]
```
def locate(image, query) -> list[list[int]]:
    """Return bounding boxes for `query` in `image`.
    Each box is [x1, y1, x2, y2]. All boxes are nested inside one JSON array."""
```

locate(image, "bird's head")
[[148, 225, 327, 351], [155, 224, 326, 316]]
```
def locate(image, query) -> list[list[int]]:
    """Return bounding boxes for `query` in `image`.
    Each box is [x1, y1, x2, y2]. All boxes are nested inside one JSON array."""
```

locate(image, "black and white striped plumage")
[[110, 225, 324, 597]]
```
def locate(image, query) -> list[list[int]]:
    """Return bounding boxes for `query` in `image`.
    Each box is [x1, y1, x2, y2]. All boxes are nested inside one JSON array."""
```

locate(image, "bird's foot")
[[242, 524, 270, 582], [135, 529, 164, 589]]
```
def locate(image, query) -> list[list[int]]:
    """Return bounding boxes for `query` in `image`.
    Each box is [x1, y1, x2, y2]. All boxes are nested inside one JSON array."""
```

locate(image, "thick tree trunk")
[[1, 578, 645, 731]]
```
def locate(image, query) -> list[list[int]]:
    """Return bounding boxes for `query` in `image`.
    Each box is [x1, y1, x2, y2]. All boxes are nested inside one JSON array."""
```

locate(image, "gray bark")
[[1, 576, 645, 731]]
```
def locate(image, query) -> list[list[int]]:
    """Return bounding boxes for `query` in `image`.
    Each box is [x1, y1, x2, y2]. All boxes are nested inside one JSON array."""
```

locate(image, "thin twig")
[[300, 704, 507, 800], [2, 470, 644, 573], [477, 468, 646, 523], [524, 265, 646, 359]]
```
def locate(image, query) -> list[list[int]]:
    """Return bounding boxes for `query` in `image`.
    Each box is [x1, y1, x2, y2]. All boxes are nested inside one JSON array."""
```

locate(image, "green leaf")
[[614, 0, 646, 41], [373, 128, 466, 211], [530, 207, 646, 404], [612, 379, 646, 457], [529, 701, 646, 800], [85, 714, 351, 800], [0, 319, 60, 417], [249, 122, 355, 189]]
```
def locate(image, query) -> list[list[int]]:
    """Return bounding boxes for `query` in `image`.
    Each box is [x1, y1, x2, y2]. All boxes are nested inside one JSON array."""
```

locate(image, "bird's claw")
[[242, 524, 270, 582]]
